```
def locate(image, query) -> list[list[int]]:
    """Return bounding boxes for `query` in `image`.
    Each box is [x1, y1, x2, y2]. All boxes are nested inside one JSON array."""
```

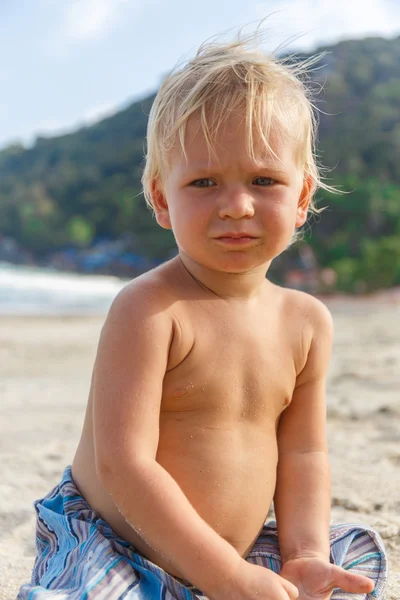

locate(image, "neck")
[[176, 252, 271, 300]]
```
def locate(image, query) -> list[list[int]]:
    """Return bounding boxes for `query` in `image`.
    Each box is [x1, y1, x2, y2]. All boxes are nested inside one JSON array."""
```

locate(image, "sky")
[[1, 0, 399, 150]]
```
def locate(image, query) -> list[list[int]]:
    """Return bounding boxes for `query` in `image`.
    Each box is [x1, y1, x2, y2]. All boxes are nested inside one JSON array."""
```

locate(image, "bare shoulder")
[[272, 286, 333, 379], [99, 258, 195, 373], [105, 259, 179, 328], [278, 286, 333, 340]]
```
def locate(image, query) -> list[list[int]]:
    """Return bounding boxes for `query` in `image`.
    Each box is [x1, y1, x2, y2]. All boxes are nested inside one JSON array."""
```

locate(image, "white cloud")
[[38, 0, 133, 49], [63, 0, 131, 42], [251, 0, 400, 50], [38, 0, 138, 59]]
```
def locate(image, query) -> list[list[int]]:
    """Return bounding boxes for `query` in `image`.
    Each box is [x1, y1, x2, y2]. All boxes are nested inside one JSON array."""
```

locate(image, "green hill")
[[1, 35, 400, 291]]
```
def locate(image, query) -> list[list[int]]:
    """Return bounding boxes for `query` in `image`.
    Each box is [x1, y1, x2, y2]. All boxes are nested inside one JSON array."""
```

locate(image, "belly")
[[73, 416, 278, 577], [157, 417, 278, 551]]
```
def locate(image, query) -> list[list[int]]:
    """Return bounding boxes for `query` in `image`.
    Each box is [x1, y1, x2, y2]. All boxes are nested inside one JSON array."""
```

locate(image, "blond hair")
[[142, 28, 334, 214]]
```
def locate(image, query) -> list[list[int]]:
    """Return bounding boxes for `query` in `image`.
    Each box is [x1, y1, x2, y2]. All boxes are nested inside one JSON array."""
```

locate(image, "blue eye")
[[190, 179, 215, 187], [253, 177, 274, 186]]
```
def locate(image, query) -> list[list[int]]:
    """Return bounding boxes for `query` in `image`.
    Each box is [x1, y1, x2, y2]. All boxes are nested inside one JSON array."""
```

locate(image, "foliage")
[[0, 36, 400, 290]]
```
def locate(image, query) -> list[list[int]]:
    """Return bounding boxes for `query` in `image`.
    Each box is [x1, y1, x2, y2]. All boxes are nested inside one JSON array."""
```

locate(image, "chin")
[[214, 259, 270, 274], [180, 248, 271, 274]]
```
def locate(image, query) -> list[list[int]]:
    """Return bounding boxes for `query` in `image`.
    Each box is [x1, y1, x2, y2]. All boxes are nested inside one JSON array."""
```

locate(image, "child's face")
[[152, 114, 310, 274]]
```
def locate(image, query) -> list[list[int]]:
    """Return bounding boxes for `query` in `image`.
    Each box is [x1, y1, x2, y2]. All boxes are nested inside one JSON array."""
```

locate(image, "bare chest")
[[162, 308, 297, 422]]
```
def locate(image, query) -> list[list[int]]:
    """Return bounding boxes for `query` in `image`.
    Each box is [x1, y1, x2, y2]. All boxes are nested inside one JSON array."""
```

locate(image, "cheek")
[[169, 201, 211, 242], [173, 199, 209, 228], [263, 202, 295, 228], [261, 204, 298, 248]]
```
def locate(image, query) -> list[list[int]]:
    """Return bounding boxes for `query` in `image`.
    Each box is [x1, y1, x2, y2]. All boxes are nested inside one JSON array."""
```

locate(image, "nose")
[[218, 186, 255, 220]]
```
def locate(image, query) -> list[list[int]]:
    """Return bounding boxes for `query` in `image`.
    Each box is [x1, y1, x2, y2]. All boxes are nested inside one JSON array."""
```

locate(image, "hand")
[[280, 556, 375, 600], [209, 560, 299, 600]]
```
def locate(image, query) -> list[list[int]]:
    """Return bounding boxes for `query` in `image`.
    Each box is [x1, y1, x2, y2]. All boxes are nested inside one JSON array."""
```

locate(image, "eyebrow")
[[182, 163, 288, 177]]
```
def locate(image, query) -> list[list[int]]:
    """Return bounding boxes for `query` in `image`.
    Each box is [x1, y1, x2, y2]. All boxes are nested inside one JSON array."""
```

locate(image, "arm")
[[92, 283, 242, 596], [274, 298, 333, 563], [275, 298, 374, 599]]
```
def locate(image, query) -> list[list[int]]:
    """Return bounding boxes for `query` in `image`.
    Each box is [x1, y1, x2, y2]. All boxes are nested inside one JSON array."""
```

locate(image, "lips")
[[213, 233, 259, 247], [215, 233, 257, 239]]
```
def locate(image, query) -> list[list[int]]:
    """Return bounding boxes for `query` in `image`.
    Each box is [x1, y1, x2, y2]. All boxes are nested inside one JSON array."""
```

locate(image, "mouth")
[[215, 233, 257, 240], [213, 234, 259, 246]]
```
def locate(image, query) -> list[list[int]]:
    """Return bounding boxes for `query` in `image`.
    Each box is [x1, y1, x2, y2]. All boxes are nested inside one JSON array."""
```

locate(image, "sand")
[[0, 296, 399, 599]]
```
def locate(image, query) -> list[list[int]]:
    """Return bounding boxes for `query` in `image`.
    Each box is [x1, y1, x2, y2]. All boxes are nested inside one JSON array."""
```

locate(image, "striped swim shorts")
[[17, 466, 388, 599]]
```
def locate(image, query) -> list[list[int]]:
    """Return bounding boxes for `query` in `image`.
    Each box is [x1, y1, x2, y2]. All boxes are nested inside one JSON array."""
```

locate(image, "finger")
[[331, 566, 375, 594], [280, 577, 299, 600]]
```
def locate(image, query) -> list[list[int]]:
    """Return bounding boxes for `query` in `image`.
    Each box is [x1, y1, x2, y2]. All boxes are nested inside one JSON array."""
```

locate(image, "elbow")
[[95, 448, 153, 490]]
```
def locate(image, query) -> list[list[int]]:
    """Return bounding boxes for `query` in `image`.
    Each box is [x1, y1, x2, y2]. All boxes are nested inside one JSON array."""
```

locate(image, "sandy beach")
[[0, 296, 399, 599]]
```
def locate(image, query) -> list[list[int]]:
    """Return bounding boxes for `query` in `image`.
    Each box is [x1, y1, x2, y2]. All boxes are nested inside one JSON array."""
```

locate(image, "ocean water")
[[0, 263, 128, 316]]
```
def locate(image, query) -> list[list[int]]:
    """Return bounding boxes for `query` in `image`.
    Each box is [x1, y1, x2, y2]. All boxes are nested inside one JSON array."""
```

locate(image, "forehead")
[[170, 113, 299, 173]]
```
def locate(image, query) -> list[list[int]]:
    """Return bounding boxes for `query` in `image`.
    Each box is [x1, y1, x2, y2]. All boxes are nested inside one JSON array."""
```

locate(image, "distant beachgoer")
[[18, 25, 388, 600]]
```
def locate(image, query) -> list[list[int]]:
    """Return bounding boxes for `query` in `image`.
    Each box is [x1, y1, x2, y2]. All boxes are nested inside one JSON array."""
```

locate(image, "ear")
[[151, 180, 172, 230], [295, 175, 312, 228]]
